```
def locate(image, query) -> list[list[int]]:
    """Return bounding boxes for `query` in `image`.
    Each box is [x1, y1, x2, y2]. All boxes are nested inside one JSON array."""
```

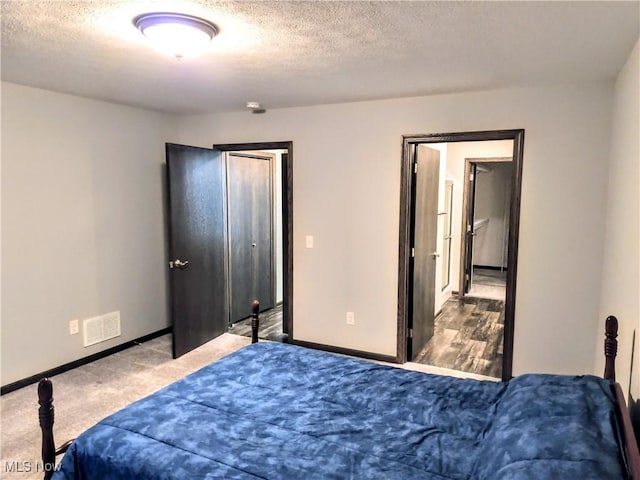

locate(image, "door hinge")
[[411, 247, 415, 258], [470, 173, 474, 181], [413, 162, 418, 174], [465, 274, 470, 280], [408, 328, 413, 339], [169, 261, 174, 269]]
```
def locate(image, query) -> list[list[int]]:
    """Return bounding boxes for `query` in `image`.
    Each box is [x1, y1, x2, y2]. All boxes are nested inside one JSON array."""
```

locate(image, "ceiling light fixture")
[[134, 12, 218, 59]]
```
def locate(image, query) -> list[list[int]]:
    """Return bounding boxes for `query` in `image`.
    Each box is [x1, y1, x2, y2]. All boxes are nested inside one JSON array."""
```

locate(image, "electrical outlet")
[[69, 319, 79, 335], [346, 312, 355, 325], [305, 235, 314, 249]]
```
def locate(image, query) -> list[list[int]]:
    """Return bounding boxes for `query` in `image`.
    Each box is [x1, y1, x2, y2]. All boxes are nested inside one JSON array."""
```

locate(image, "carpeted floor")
[[0, 333, 250, 480]]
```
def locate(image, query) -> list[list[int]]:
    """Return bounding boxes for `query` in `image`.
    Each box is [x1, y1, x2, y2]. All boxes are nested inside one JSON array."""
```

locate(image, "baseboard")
[[1, 327, 172, 395], [473, 265, 507, 271], [292, 339, 398, 364]]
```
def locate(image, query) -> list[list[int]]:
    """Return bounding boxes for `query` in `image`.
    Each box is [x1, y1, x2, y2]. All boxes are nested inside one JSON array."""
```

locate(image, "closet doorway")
[[166, 142, 293, 358]]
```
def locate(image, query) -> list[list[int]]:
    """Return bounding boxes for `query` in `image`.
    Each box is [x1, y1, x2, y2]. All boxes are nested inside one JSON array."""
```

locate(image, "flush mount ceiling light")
[[134, 12, 218, 59]]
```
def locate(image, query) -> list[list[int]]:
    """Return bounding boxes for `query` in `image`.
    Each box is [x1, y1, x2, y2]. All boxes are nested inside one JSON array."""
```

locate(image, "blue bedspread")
[[53, 342, 625, 479]]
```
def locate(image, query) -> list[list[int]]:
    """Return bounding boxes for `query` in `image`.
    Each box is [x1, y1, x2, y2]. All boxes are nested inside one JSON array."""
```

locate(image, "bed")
[[39, 304, 640, 479]]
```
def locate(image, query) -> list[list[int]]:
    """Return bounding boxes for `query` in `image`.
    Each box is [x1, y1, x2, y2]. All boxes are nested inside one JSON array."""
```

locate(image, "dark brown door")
[[464, 163, 478, 294], [227, 153, 274, 323], [166, 144, 227, 358], [410, 145, 440, 360]]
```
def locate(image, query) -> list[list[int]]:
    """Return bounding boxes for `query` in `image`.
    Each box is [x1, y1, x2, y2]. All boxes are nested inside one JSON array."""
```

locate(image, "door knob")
[[251, 242, 256, 247], [169, 259, 189, 269], [431, 252, 440, 259]]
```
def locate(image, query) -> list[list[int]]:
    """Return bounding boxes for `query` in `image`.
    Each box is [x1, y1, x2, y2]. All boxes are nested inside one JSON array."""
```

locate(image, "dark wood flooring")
[[228, 304, 286, 342], [412, 296, 504, 378]]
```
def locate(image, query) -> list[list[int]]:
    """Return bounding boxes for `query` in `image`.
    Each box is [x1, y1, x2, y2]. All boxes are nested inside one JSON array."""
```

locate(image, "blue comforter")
[[53, 342, 625, 479]]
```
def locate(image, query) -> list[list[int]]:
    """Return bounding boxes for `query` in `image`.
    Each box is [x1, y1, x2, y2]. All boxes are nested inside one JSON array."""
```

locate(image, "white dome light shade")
[[134, 13, 218, 58]]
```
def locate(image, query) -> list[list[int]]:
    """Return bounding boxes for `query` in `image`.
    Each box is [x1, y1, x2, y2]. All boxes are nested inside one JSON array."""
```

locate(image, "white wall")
[[176, 83, 613, 375], [1, 82, 173, 384], [596, 39, 639, 400]]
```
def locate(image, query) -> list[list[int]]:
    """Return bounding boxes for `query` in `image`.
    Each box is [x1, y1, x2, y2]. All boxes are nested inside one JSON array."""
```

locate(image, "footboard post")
[[604, 315, 618, 382], [251, 300, 260, 344], [38, 379, 56, 480]]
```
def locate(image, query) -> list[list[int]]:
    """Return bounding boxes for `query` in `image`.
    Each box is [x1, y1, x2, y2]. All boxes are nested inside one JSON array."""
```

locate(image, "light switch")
[[305, 235, 314, 249]]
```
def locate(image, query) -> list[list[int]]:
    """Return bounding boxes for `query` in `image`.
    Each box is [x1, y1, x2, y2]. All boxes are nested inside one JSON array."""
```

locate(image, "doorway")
[[460, 158, 512, 301], [397, 130, 524, 381], [166, 141, 293, 358], [226, 149, 286, 342], [214, 142, 293, 342]]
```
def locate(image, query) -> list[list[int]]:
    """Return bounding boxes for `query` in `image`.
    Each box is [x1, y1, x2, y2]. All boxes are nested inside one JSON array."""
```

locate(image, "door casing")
[[397, 130, 524, 381]]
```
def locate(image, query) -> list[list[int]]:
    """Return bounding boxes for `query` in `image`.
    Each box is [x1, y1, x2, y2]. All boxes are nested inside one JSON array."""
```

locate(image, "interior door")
[[410, 145, 440, 360], [166, 144, 227, 358], [227, 153, 274, 323], [464, 163, 478, 294]]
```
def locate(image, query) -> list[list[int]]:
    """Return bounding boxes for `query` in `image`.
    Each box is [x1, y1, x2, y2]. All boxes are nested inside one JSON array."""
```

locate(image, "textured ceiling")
[[1, 1, 638, 114]]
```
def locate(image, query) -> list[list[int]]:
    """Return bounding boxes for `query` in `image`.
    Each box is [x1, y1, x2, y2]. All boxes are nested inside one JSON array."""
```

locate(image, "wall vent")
[[83, 311, 121, 347]]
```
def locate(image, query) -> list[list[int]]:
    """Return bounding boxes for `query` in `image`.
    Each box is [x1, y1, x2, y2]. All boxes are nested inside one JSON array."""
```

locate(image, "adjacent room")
[[1, 1, 639, 478], [407, 139, 515, 380]]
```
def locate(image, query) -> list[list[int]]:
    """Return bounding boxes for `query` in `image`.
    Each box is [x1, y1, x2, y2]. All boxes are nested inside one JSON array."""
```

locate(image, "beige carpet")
[[0, 333, 250, 480]]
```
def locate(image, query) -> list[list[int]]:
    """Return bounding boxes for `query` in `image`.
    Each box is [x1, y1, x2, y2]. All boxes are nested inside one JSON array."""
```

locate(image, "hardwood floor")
[[228, 304, 286, 342], [413, 296, 504, 379]]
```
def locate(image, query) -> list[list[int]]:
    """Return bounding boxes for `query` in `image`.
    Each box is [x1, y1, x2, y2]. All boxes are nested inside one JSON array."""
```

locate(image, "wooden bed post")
[[604, 315, 618, 382], [38, 379, 56, 480], [603, 314, 640, 479], [251, 300, 260, 344]]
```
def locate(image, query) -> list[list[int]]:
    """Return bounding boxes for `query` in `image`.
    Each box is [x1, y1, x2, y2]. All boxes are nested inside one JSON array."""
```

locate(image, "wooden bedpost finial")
[[251, 300, 260, 344], [38, 378, 56, 480], [604, 315, 618, 382], [38, 379, 54, 428]]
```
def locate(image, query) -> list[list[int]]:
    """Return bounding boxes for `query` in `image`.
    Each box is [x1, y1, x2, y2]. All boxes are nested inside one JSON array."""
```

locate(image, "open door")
[[409, 145, 440, 360], [463, 163, 478, 294], [166, 144, 227, 358]]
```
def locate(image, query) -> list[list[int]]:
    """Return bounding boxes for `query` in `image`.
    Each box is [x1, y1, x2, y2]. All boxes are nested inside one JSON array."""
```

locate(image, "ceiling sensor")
[[246, 102, 266, 114]]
